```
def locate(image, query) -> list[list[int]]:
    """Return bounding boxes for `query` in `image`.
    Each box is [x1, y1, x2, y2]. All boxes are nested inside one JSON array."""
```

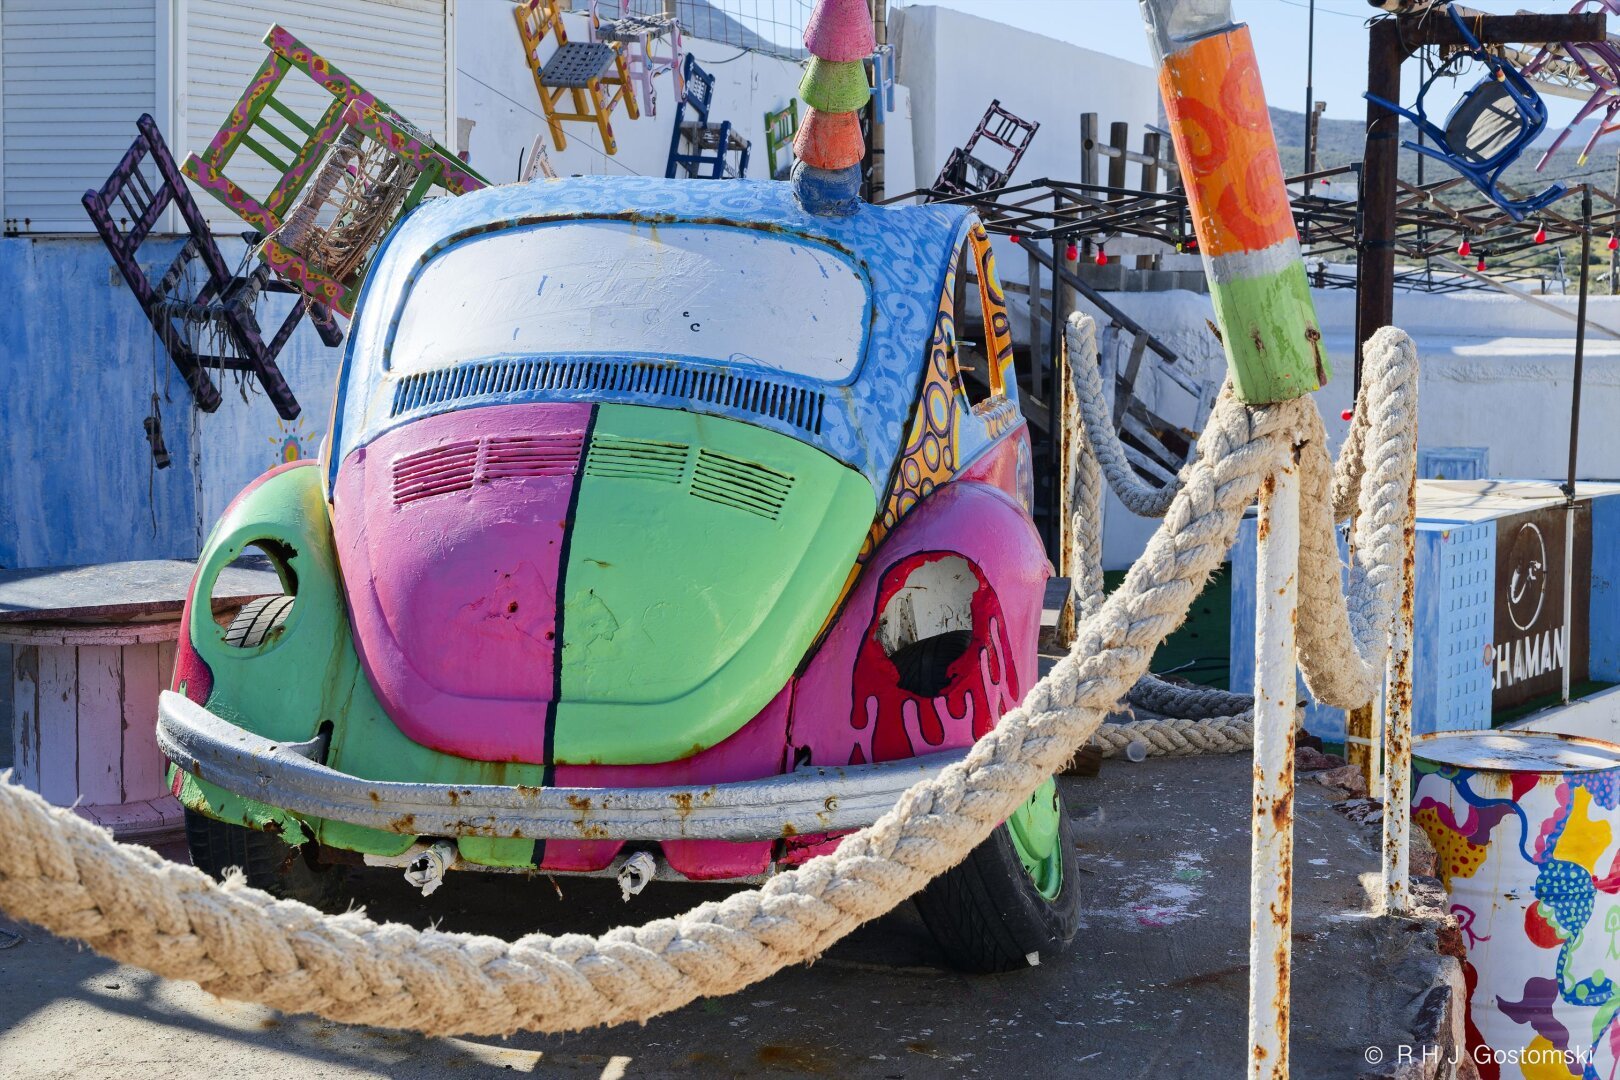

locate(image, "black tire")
[[912, 783, 1082, 973], [223, 594, 295, 648], [184, 809, 349, 911], [185, 593, 347, 910]]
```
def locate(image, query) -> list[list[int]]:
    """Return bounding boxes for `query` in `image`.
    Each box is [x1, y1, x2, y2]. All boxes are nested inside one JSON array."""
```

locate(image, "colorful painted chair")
[[182, 25, 488, 316], [666, 53, 750, 179], [933, 99, 1040, 197], [1363, 3, 1565, 220], [870, 44, 896, 124], [589, 0, 683, 117], [516, 0, 641, 155], [85, 114, 342, 421], [764, 100, 800, 180]]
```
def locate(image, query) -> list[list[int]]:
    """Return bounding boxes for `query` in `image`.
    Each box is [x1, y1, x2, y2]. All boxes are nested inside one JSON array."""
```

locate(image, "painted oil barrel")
[[1413, 730, 1620, 1077]]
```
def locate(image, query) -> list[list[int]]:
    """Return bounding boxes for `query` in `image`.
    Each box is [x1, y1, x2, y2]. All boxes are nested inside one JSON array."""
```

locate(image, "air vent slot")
[[585, 436, 690, 484], [393, 440, 480, 504], [690, 450, 794, 521], [482, 433, 584, 480], [390, 357, 827, 435], [392, 433, 584, 506]]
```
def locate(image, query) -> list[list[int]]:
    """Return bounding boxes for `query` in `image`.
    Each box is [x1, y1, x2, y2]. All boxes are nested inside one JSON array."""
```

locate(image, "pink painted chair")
[[590, 0, 684, 117]]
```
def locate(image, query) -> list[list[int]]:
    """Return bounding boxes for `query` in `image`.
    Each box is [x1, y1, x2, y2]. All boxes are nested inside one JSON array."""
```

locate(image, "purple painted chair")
[[589, 0, 683, 117], [1522, 1, 1620, 169], [82, 114, 342, 421]]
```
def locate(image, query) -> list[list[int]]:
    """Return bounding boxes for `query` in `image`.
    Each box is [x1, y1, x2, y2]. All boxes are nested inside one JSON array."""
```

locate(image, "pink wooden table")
[[1, 560, 278, 841]]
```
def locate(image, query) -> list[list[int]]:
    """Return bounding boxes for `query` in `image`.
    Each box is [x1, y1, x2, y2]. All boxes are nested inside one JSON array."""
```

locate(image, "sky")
[[892, 0, 1600, 126]]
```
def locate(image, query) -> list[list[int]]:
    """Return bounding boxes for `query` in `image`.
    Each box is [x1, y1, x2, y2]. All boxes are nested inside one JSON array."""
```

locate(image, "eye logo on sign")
[[1505, 521, 1548, 632]]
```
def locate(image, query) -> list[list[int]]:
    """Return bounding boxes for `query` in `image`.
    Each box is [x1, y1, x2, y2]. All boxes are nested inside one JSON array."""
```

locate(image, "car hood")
[[331, 401, 874, 765]]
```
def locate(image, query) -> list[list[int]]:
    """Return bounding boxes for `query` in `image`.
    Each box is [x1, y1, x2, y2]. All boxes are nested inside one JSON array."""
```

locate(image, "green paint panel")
[[799, 57, 872, 114], [556, 405, 875, 764], [1210, 261, 1330, 405]]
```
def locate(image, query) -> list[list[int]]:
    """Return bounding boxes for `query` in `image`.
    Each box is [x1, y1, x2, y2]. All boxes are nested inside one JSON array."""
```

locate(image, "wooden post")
[[869, 0, 888, 201], [1139, 130, 1162, 270], [1357, 20, 1404, 395]]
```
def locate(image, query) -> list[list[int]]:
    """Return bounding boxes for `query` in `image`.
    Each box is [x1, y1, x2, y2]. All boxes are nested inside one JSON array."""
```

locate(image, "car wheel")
[[912, 776, 1080, 972], [183, 594, 348, 911]]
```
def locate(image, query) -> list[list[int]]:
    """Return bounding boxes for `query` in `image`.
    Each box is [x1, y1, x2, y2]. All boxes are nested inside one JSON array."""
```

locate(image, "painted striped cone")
[[793, 107, 865, 171], [803, 0, 876, 63], [800, 57, 873, 114]]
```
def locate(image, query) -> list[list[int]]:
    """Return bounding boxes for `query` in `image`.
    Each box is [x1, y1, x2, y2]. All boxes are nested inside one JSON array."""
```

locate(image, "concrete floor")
[[0, 754, 1438, 1078]]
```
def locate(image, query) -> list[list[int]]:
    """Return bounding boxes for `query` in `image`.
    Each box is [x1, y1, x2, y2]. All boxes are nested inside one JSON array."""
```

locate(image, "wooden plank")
[[76, 647, 124, 806], [0, 559, 281, 624], [35, 646, 78, 805], [122, 642, 168, 803], [12, 646, 41, 792]]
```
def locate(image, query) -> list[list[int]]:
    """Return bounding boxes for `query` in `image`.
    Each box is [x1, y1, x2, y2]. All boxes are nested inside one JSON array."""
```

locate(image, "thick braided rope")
[[0, 388, 1310, 1037], [1064, 316, 1417, 755], [1091, 715, 1254, 757]]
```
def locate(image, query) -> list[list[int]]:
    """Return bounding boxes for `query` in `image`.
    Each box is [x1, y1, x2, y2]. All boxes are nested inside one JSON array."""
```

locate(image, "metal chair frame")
[[933, 99, 1039, 197]]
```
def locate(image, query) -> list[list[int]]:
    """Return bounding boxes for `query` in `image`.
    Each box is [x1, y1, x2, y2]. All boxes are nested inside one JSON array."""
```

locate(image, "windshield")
[[388, 220, 870, 382]]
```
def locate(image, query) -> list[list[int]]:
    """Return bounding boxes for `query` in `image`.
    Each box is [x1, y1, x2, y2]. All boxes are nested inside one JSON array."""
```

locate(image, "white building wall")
[[455, 1, 914, 192], [1092, 285, 1620, 568]]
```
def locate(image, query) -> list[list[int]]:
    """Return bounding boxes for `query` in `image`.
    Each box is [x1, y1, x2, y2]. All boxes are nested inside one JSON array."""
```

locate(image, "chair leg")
[[583, 82, 617, 155], [543, 87, 570, 152], [616, 47, 640, 122]]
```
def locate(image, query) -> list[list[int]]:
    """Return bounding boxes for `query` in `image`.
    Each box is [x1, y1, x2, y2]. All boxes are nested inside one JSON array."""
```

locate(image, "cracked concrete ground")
[[0, 754, 1441, 1078]]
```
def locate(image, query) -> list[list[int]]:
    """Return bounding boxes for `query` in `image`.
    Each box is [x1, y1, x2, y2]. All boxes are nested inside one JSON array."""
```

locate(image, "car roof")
[[332, 176, 974, 500]]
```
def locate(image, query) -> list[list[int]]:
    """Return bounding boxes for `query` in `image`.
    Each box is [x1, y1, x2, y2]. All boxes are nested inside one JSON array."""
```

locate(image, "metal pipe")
[[1250, 448, 1301, 1080], [1381, 471, 1416, 914]]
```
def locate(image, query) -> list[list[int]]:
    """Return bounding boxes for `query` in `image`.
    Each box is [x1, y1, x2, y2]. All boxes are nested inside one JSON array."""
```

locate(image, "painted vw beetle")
[[159, 176, 1078, 970]]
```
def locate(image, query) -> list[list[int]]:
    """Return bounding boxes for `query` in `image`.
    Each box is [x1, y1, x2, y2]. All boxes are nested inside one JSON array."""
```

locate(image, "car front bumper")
[[156, 690, 967, 842]]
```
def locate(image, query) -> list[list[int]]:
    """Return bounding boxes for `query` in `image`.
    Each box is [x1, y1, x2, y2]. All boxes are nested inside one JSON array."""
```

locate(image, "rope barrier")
[[1067, 315, 1417, 758], [0, 322, 1418, 1035]]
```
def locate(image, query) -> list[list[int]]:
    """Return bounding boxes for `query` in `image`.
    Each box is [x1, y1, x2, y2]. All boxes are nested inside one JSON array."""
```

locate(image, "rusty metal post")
[[1251, 447, 1300, 1079], [1381, 478, 1416, 914]]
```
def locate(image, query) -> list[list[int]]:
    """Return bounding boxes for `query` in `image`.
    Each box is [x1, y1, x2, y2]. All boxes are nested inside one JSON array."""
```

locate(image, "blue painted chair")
[[666, 53, 750, 179], [1363, 3, 1565, 220]]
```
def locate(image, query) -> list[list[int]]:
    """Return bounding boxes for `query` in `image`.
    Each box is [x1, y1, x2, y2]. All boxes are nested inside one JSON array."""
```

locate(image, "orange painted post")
[[1143, 0, 1329, 406]]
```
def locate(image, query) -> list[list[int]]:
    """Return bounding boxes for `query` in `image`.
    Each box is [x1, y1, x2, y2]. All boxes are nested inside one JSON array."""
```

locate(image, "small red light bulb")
[[1609, 234, 1618, 252], [1458, 238, 1472, 257], [1065, 242, 1079, 261], [1340, 409, 1354, 422], [1008, 233, 1020, 245], [1095, 247, 1108, 266], [1476, 256, 1487, 272], [1534, 224, 1548, 244]]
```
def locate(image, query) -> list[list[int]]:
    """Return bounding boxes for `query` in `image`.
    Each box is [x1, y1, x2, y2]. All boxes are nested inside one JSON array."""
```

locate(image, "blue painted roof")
[[331, 176, 973, 499]]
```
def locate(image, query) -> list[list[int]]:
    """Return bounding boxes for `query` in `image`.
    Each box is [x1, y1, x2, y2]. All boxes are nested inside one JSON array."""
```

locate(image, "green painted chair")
[[182, 24, 489, 317], [764, 99, 800, 181]]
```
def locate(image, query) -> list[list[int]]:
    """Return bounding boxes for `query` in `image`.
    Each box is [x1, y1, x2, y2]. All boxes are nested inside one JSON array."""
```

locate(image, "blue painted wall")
[[0, 236, 344, 571]]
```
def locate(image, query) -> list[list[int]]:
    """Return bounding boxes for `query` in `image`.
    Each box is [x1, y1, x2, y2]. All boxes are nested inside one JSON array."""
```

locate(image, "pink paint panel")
[[333, 404, 591, 764], [548, 683, 794, 878], [540, 840, 623, 874], [789, 481, 1048, 771]]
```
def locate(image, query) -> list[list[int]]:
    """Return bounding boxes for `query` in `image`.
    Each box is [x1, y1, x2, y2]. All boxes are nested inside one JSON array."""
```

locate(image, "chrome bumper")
[[156, 691, 966, 842]]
